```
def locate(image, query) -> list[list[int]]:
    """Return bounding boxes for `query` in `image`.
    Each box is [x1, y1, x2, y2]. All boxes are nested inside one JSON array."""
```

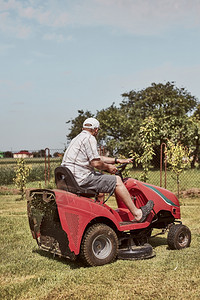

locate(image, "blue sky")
[[1, 0, 200, 152]]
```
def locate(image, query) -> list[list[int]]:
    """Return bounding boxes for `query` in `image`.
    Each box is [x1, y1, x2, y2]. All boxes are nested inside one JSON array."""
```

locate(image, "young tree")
[[165, 140, 191, 198], [14, 159, 31, 200], [130, 116, 157, 182]]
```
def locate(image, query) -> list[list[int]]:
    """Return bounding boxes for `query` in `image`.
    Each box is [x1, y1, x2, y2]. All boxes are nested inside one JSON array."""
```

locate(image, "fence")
[[0, 147, 199, 195], [0, 148, 63, 187]]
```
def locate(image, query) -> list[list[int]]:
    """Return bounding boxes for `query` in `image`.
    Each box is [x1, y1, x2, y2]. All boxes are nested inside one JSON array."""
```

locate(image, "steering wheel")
[[115, 163, 128, 179]]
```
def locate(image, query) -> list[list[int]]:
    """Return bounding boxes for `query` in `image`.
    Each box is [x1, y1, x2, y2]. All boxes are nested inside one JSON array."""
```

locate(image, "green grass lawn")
[[0, 194, 199, 300]]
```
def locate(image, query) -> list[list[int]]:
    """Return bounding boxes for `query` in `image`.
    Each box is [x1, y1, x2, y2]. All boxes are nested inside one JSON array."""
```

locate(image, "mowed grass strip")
[[0, 195, 199, 300]]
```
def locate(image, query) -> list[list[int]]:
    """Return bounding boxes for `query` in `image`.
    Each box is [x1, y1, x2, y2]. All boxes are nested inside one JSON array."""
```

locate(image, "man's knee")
[[115, 175, 123, 187]]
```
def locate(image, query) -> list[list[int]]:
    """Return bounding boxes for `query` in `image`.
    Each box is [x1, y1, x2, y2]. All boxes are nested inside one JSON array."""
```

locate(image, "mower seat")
[[54, 166, 99, 199]]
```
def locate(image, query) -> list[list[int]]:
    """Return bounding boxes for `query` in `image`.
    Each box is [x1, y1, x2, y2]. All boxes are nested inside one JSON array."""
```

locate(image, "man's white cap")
[[83, 117, 100, 129]]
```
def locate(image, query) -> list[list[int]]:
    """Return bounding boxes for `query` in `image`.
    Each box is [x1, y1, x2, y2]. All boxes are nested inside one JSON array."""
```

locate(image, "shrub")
[[14, 159, 31, 200], [28, 165, 46, 181], [0, 166, 15, 185]]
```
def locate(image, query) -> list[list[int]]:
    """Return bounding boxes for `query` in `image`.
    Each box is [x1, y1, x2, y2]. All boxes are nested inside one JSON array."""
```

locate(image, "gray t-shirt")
[[61, 130, 100, 185]]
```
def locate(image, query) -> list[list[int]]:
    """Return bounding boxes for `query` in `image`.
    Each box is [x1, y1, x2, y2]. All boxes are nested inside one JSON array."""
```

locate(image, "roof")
[[14, 150, 32, 155]]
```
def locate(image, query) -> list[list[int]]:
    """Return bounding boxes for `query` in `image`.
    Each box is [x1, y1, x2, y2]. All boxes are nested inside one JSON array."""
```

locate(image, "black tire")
[[80, 223, 118, 266], [167, 224, 191, 250]]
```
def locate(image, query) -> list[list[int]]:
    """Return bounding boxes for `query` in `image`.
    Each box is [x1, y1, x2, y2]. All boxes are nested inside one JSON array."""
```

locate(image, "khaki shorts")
[[80, 172, 117, 194]]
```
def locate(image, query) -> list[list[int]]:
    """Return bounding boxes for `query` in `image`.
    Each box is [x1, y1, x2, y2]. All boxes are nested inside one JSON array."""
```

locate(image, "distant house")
[[13, 150, 33, 159]]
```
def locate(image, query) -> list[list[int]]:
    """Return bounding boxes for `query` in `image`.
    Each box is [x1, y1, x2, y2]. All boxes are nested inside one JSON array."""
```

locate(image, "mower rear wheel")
[[167, 224, 191, 250], [80, 223, 118, 266]]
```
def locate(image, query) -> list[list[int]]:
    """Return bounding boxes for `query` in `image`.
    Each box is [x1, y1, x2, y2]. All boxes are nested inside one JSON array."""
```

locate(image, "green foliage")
[[96, 104, 134, 154], [130, 116, 157, 182], [14, 159, 31, 200], [66, 82, 199, 163], [166, 141, 191, 176], [121, 82, 198, 168], [0, 166, 15, 185], [0, 164, 46, 186], [0, 159, 61, 187], [66, 109, 94, 140], [166, 140, 192, 197], [28, 165, 45, 181], [188, 112, 200, 168]]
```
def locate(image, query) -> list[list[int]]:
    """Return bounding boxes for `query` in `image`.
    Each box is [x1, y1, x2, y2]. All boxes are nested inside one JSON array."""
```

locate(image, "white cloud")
[[0, 0, 200, 39], [43, 33, 65, 43], [84, 0, 200, 35], [0, 9, 32, 38]]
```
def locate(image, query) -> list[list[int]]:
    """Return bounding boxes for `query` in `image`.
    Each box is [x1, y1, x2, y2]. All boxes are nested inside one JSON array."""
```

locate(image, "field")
[[130, 168, 200, 194], [0, 194, 199, 300], [1, 157, 200, 194]]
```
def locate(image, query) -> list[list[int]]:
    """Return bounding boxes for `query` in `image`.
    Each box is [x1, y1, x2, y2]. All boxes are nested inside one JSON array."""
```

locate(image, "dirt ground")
[[0, 186, 20, 195], [179, 187, 200, 198]]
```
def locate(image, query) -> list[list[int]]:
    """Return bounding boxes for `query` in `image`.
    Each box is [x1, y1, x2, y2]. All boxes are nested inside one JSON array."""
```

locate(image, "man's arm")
[[101, 156, 133, 164], [90, 158, 117, 174], [90, 156, 133, 174]]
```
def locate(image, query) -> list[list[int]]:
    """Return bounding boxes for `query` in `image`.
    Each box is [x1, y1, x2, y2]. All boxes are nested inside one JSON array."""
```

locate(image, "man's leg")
[[115, 176, 143, 221], [97, 193, 105, 202]]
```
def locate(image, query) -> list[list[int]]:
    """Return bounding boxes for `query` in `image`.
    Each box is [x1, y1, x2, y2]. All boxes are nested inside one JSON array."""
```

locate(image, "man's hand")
[[107, 164, 117, 174]]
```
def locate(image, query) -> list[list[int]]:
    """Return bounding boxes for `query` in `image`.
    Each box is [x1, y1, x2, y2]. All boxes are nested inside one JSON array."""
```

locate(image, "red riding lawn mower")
[[27, 164, 191, 266]]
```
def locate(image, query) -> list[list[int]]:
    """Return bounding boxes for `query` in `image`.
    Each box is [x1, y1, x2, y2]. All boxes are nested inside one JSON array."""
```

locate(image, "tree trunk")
[[191, 135, 199, 168]]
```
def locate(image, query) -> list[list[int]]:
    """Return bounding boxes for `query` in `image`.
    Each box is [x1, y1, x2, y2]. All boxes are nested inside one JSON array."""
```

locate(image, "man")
[[62, 117, 154, 222]]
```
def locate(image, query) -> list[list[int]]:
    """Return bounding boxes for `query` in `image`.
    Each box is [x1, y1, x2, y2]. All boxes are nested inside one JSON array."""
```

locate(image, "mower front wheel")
[[80, 223, 118, 266], [167, 224, 191, 250]]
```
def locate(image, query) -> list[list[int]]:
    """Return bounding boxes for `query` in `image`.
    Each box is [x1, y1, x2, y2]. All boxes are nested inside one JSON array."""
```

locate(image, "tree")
[[14, 158, 31, 200], [32, 150, 46, 158], [4, 151, 13, 158], [53, 152, 63, 158], [66, 110, 94, 141], [122, 82, 198, 165], [96, 104, 136, 155], [190, 104, 200, 168], [130, 116, 157, 182], [165, 140, 191, 198], [66, 82, 199, 163]]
